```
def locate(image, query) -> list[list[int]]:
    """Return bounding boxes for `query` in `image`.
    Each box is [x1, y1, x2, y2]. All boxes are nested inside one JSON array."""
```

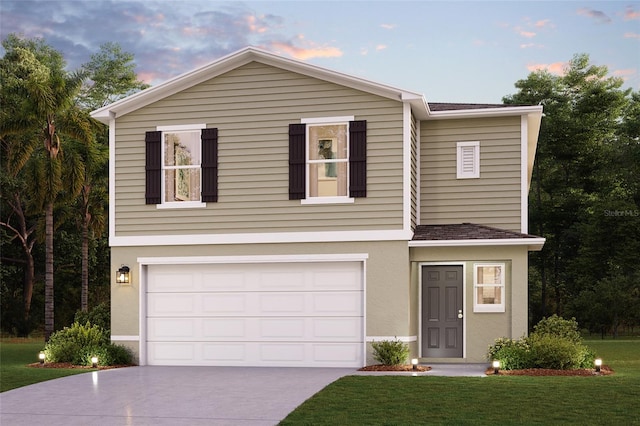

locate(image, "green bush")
[[371, 339, 410, 365], [44, 322, 108, 364], [487, 337, 532, 370], [488, 316, 598, 370], [43, 321, 134, 366], [74, 302, 110, 333], [531, 315, 582, 344]]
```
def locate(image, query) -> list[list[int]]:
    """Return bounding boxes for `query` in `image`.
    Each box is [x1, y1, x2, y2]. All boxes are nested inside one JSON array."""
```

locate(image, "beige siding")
[[410, 245, 529, 362], [420, 116, 522, 232], [114, 62, 404, 236], [410, 113, 418, 229]]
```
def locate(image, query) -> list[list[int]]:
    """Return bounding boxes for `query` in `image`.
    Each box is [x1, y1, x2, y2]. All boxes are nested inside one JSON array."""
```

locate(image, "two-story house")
[[91, 47, 544, 367]]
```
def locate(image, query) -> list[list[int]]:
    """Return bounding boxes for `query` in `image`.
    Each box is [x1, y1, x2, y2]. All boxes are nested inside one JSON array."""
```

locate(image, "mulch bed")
[[485, 365, 614, 376], [28, 362, 131, 370], [359, 364, 431, 372]]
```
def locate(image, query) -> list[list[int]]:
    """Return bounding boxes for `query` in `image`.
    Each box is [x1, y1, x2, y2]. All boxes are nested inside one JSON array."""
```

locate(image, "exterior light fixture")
[[595, 358, 602, 373], [411, 358, 419, 371], [492, 360, 500, 375], [91, 356, 99, 368], [116, 265, 130, 284], [39, 352, 45, 364]]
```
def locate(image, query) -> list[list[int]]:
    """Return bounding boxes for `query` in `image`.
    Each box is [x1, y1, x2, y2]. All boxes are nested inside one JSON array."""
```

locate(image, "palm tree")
[[1, 35, 92, 340]]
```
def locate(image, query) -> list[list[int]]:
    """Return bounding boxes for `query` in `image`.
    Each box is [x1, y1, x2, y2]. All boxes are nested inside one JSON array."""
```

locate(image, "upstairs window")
[[457, 141, 480, 179], [145, 124, 217, 207], [289, 117, 366, 203]]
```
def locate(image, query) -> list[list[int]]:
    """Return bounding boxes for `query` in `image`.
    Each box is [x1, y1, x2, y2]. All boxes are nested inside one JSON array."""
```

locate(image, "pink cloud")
[[519, 30, 536, 38], [247, 15, 268, 34], [520, 43, 543, 49], [380, 24, 396, 30], [577, 8, 612, 24], [624, 6, 640, 20], [624, 32, 640, 39], [613, 69, 637, 80], [535, 19, 554, 28], [269, 41, 343, 60], [376, 44, 387, 51], [527, 62, 567, 75]]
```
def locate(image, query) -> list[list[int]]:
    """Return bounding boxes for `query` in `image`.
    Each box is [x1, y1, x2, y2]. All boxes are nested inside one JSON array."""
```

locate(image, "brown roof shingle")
[[412, 223, 541, 241], [428, 103, 524, 112]]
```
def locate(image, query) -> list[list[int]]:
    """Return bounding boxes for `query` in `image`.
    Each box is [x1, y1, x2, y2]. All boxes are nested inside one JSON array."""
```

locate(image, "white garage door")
[[146, 261, 363, 367]]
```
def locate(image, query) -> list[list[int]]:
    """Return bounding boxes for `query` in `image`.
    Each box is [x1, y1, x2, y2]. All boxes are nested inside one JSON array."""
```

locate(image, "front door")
[[421, 265, 463, 358]]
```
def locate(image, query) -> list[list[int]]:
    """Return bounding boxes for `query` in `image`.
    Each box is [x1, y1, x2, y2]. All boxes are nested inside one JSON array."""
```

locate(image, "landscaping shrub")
[[487, 337, 532, 370], [44, 322, 107, 364], [43, 322, 134, 366], [488, 315, 598, 370], [74, 302, 110, 333], [531, 314, 582, 344], [371, 339, 409, 365]]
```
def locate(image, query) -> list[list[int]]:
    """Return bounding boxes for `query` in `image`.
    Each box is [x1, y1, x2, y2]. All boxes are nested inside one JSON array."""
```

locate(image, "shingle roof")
[[412, 223, 541, 241], [428, 103, 517, 111]]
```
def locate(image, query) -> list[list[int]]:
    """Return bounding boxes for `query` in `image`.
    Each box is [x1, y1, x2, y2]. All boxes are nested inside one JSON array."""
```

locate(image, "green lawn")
[[0, 339, 89, 392], [280, 338, 640, 425]]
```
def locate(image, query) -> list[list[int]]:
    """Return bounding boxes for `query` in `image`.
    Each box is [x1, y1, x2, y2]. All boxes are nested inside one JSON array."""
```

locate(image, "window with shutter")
[[290, 117, 366, 203], [456, 141, 480, 179], [146, 124, 214, 207]]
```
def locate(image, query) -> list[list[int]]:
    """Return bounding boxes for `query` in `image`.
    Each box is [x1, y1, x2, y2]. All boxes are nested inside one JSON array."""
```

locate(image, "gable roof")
[[410, 223, 545, 251], [91, 46, 542, 126], [91, 46, 430, 122]]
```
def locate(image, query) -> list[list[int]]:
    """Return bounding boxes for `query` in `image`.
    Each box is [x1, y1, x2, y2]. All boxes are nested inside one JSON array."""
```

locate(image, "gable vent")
[[457, 141, 480, 179]]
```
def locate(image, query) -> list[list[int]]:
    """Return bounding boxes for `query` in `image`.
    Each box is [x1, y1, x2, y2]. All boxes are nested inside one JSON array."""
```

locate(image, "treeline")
[[1, 36, 638, 338], [504, 54, 640, 336], [0, 34, 147, 338]]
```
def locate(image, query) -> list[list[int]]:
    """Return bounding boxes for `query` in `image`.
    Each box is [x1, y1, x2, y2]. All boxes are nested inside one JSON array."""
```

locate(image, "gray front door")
[[421, 265, 463, 358]]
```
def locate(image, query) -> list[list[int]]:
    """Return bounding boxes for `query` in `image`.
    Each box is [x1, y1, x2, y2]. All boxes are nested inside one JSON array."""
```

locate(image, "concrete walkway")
[[0, 364, 488, 425]]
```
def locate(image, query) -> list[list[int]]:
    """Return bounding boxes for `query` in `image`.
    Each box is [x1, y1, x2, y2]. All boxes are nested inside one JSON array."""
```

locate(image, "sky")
[[1, 0, 638, 103]]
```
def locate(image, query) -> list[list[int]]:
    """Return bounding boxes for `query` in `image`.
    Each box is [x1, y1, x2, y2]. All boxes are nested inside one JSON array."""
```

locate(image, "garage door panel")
[[146, 261, 364, 367], [148, 294, 194, 315]]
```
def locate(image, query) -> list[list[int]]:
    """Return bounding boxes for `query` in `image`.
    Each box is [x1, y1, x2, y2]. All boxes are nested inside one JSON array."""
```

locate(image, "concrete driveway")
[[0, 366, 353, 425]]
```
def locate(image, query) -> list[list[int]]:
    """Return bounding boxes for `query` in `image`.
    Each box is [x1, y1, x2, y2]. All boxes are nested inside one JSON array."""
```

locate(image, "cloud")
[[577, 8, 612, 24], [534, 19, 554, 28], [624, 32, 640, 39], [527, 62, 567, 75], [380, 24, 395, 30], [520, 43, 543, 49], [375, 44, 387, 51], [518, 30, 537, 38], [613, 68, 636, 79], [624, 6, 640, 21], [268, 40, 343, 60]]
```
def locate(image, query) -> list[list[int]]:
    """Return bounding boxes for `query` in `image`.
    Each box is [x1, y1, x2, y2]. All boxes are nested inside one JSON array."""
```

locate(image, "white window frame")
[[301, 116, 355, 205], [156, 124, 207, 209], [473, 263, 505, 313], [457, 141, 480, 179]]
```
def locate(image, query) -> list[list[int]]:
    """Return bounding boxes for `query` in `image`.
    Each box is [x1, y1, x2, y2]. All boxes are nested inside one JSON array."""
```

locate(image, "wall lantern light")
[[116, 265, 130, 284], [39, 352, 45, 364], [492, 360, 500, 375], [91, 356, 99, 368], [411, 358, 419, 371], [594, 358, 602, 373]]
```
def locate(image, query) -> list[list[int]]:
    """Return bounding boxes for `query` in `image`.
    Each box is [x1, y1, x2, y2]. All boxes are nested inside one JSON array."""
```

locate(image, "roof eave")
[[408, 237, 546, 251], [427, 105, 543, 120]]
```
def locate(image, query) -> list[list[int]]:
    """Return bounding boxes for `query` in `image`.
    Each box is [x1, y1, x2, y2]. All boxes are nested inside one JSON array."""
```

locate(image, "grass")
[[280, 338, 640, 425], [0, 339, 89, 392]]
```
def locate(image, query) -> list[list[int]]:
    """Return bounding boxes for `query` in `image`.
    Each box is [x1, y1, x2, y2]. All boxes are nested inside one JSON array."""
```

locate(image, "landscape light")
[[595, 358, 602, 373], [91, 356, 99, 368], [411, 358, 419, 371], [492, 360, 500, 375], [39, 352, 45, 364]]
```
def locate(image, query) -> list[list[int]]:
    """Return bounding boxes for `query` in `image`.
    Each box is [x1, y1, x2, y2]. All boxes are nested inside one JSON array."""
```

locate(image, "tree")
[[78, 42, 149, 110], [1, 34, 93, 339], [504, 53, 638, 332]]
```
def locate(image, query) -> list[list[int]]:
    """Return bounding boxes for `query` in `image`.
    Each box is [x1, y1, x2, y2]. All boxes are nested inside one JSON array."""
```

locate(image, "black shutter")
[[145, 131, 162, 204], [201, 128, 218, 202], [349, 120, 367, 198], [289, 123, 306, 200]]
